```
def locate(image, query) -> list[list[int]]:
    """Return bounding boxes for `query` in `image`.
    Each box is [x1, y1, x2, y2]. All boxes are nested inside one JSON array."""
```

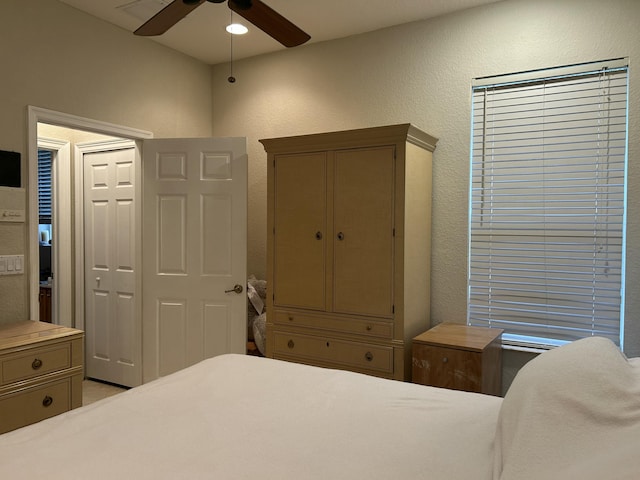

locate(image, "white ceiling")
[[58, 0, 503, 65]]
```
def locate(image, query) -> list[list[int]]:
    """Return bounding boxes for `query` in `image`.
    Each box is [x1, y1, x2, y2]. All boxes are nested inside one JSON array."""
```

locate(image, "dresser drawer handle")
[[42, 395, 53, 408], [32, 358, 43, 370], [287, 339, 295, 349], [442, 357, 449, 363], [365, 351, 373, 362], [366, 325, 373, 331]]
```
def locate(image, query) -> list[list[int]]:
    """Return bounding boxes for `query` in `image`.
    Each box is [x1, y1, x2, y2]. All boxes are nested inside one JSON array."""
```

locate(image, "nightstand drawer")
[[1, 344, 71, 385], [413, 345, 482, 392], [273, 331, 393, 374], [0, 378, 71, 434], [412, 323, 503, 395]]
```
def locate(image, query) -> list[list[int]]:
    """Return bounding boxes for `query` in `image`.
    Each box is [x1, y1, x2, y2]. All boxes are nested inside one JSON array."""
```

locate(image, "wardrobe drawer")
[[273, 331, 393, 374], [274, 310, 393, 339], [1, 344, 71, 385], [0, 378, 71, 434]]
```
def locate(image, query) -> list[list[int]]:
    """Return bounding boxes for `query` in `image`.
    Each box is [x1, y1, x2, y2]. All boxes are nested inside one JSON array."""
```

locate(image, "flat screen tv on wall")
[[0, 150, 21, 188]]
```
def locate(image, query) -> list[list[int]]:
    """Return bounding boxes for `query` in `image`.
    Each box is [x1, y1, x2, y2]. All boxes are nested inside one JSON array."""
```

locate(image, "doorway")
[[28, 106, 249, 388], [28, 106, 152, 388]]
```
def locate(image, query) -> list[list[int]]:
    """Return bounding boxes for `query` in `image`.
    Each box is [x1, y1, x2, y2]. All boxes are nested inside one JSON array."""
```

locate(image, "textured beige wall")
[[210, 0, 640, 366], [0, 0, 213, 324]]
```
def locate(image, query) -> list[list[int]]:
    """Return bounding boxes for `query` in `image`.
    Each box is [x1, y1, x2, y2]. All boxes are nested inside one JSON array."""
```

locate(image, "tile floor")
[[82, 379, 128, 406]]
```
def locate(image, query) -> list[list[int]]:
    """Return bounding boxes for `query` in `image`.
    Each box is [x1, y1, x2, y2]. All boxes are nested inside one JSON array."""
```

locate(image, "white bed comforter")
[[0, 354, 502, 479]]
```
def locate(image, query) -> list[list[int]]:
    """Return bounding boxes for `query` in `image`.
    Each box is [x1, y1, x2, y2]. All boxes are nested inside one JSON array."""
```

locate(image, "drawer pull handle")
[[366, 325, 373, 331], [287, 339, 295, 349], [337, 232, 345, 241], [42, 396, 53, 408], [32, 358, 43, 370], [442, 357, 449, 363], [315, 231, 323, 240], [365, 351, 373, 362]]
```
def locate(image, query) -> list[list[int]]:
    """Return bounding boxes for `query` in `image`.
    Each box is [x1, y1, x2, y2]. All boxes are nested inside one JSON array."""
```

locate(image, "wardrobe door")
[[332, 146, 395, 317], [273, 152, 327, 310]]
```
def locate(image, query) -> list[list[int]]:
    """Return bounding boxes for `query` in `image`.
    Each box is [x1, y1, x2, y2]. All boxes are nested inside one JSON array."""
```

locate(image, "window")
[[468, 59, 628, 349], [38, 149, 52, 224]]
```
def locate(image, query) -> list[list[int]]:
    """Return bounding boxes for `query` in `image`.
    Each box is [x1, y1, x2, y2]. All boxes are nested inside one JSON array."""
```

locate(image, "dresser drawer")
[[0, 378, 71, 434], [1, 344, 71, 385], [273, 331, 393, 374], [274, 310, 393, 339]]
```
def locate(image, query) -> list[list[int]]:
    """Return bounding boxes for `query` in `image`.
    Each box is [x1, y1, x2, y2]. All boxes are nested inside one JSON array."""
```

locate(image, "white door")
[[83, 142, 141, 387], [141, 137, 247, 382]]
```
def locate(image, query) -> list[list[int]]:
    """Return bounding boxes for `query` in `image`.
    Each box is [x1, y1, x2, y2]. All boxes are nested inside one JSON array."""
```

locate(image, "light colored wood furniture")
[[261, 124, 437, 380], [412, 322, 503, 395], [0, 321, 84, 433]]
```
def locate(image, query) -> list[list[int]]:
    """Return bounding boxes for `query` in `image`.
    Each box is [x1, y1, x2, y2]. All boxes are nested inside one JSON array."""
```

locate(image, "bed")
[[0, 336, 638, 479]]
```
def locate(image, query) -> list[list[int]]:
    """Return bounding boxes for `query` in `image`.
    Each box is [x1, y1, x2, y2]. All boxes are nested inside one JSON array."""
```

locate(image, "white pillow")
[[494, 337, 640, 480]]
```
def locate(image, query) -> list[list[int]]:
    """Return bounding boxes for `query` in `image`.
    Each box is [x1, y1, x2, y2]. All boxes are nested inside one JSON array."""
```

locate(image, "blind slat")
[[38, 150, 52, 223]]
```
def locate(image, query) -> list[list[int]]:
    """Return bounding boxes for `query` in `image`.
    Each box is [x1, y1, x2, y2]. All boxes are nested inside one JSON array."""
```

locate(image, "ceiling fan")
[[134, 0, 311, 48]]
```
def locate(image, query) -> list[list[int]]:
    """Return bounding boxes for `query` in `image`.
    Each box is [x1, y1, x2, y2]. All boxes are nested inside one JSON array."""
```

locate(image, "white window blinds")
[[468, 59, 628, 348]]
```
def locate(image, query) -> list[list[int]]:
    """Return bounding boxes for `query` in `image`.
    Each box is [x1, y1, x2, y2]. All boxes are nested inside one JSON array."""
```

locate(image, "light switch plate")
[[0, 255, 24, 275]]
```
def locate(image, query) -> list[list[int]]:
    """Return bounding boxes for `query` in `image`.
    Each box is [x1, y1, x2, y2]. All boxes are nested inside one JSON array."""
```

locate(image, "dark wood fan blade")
[[228, 0, 310, 47], [134, 0, 206, 36]]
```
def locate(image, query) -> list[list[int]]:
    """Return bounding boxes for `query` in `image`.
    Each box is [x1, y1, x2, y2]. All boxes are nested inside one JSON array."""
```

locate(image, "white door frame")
[[36, 137, 71, 326], [27, 106, 152, 326]]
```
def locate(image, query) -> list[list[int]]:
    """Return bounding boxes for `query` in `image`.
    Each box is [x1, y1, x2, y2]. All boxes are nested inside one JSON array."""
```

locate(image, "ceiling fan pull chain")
[[228, 10, 236, 83]]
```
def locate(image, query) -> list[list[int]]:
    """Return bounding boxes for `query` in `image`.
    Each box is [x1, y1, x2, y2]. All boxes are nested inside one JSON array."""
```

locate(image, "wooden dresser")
[[0, 321, 84, 434], [412, 323, 503, 395], [261, 124, 437, 380]]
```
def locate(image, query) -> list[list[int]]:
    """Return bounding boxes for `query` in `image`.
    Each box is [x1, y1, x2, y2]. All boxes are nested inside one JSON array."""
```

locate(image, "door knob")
[[225, 284, 243, 294]]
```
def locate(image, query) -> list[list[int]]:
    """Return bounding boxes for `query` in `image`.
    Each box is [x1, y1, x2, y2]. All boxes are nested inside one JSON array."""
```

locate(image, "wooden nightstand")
[[412, 323, 503, 396], [0, 321, 84, 433]]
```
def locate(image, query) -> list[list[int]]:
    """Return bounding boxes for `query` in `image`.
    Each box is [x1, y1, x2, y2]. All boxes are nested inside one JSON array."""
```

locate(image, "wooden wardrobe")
[[260, 124, 437, 380]]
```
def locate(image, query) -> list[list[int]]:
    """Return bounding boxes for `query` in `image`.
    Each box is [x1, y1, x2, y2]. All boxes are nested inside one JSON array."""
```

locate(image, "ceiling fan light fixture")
[[226, 23, 248, 34]]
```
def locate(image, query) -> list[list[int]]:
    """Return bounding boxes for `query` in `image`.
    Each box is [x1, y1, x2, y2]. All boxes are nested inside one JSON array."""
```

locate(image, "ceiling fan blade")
[[228, 0, 310, 47], [134, 0, 206, 36]]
